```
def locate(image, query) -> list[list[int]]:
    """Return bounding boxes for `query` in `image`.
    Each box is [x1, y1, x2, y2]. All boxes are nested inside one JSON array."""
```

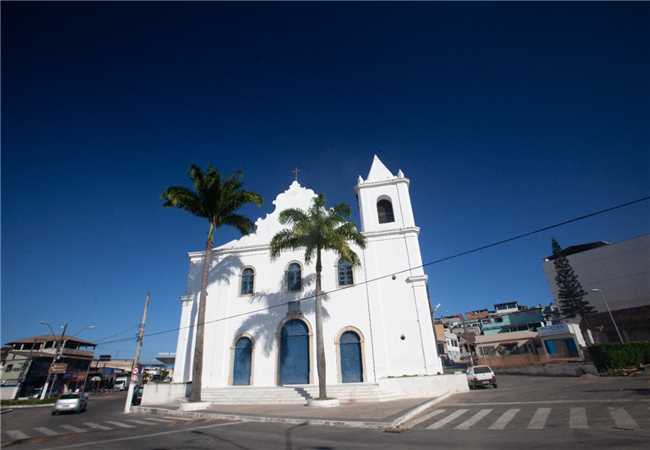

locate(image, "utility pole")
[[125, 292, 150, 413], [41, 323, 68, 400]]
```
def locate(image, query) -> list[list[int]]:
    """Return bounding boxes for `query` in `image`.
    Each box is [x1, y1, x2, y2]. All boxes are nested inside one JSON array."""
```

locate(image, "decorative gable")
[[216, 181, 317, 250]]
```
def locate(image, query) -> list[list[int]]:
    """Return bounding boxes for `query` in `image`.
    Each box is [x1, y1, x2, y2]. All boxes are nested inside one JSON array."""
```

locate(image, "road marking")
[[445, 399, 650, 406], [426, 409, 468, 430], [35, 427, 60, 436], [83, 422, 112, 431], [60, 425, 87, 433], [570, 407, 588, 429], [527, 408, 551, 430], [140, 417, 175, 423], [408, 409, 447, 428], [127, 419, 158, 426], [609, 407, 639, 430], [488, 408, 520, 430], [5, 430, 30, 440], [455, 409, 493, 430], [39, 421, 240, 450], [104, 421, 135, 429]]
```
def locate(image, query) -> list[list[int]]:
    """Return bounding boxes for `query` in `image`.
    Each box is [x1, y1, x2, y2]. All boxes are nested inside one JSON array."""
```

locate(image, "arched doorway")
[[233, 336, 252, 385], [340, 331, 363, 383], [279, 319, 309, 385]]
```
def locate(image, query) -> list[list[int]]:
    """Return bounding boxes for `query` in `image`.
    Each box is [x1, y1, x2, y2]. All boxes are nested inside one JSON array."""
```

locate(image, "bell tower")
[[355, 154, 416, 233]]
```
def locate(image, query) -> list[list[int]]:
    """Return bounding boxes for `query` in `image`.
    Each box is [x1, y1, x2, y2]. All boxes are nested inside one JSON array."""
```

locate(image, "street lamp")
[[591, 288, 624, 344], [39, 321, 56, 337], [72, 325, 96, 336]]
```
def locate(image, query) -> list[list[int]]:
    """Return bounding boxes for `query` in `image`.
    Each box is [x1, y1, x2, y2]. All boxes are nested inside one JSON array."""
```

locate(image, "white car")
[[52, 393, 88, 414], [466, 365, 497, 389]]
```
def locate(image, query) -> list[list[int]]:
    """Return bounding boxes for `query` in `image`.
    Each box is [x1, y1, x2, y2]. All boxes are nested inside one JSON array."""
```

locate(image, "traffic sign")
[[50, 363, 67, 374]]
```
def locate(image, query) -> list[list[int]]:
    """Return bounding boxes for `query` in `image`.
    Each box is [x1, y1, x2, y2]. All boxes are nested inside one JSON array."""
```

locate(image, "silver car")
[[52, 393, 88, 414]]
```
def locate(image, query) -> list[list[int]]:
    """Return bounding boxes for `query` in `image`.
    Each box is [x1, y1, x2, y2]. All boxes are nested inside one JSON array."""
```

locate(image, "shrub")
[[588, 342, 650, 371]]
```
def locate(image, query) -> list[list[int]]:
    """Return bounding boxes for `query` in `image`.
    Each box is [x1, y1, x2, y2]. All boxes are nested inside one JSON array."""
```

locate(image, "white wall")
[[543, 234, 650, 313], [141, 382, 190, 406], [1, 385, 19, 400], [380, 373, 468, 398]]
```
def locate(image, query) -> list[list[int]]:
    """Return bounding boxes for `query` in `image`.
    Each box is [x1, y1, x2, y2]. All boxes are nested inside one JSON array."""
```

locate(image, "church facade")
[[172, 155, 442, 392]]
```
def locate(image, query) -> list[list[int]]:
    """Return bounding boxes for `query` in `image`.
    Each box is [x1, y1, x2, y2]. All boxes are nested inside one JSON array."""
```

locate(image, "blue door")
[[340, 331, 363, 383], [564, 338, 579, 357], [280, 320, 309, 385], [233, 337, 252, 385]]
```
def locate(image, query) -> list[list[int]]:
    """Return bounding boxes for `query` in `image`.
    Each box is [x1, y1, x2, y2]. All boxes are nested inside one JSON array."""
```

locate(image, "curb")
[[0, 403, 54, 410], [386, 392, 453, 432], [132, 405, 389, 430]]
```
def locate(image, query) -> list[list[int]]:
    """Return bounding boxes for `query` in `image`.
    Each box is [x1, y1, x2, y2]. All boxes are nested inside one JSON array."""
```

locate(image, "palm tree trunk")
[[315, 249, 327, 400], [190, 230, 213, 402]]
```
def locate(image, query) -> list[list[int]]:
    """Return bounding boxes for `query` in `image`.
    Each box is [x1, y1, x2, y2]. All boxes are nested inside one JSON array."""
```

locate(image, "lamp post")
[[591, 288, 624, 344]]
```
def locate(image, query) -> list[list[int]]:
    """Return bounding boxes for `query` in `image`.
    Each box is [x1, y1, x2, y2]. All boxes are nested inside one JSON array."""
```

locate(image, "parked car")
[[131, 385, 144, 405], [52, 393, 88, 415], [466, 365, 497, 389]]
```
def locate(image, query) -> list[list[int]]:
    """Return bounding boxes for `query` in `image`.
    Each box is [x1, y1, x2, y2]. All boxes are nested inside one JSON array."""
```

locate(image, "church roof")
[[216, 180, 317, 251], [366, 154, 395, 182]]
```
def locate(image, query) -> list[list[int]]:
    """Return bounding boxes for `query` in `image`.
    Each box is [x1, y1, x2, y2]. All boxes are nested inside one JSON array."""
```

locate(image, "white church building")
[[156, 156, 466, 406]]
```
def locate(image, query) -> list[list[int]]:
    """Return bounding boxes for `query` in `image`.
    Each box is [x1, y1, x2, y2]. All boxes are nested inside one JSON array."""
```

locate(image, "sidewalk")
[[134, 397, 443, 430]]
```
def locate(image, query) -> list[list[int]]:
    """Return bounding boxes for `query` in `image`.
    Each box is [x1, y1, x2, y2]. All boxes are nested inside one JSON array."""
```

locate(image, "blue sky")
[[2, 3, 648, 362]]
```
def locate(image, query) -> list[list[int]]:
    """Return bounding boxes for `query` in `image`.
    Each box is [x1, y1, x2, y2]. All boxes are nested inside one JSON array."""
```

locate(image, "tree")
[[270, 194, 366, 400], [551, 239, 595, 320], [162, 165, 262, 402]]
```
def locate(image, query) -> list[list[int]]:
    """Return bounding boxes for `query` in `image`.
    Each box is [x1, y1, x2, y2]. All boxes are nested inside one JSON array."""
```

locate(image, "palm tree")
[[162, 164, 262, 402], [270, 194, 366, 400]]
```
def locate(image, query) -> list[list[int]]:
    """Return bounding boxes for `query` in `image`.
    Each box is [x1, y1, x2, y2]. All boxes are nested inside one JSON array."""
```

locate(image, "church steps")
[[201, 383, 402, 405]]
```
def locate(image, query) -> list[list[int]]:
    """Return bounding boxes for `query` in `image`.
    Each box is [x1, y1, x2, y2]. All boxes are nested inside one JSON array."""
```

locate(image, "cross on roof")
[[292, 167, 300, 181]]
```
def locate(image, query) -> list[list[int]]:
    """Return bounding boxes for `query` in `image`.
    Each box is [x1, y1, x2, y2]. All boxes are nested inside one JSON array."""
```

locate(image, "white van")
[[114, 377, 128, 391]]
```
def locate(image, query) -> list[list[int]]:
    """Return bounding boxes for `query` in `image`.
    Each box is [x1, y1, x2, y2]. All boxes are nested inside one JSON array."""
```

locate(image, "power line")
[[95, 194, 649, 348]]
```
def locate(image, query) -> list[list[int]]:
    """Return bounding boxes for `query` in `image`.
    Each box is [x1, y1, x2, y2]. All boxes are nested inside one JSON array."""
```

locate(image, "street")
[[1, 375, 649, 449]]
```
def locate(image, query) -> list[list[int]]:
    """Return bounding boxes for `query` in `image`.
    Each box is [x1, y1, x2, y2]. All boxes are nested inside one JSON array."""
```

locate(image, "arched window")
[[287, 263, 302, 291], [338, 259, 354, 286], [241, 268, 254, 295], [377, 199, 395, 224], [233, 337, 252, 385]]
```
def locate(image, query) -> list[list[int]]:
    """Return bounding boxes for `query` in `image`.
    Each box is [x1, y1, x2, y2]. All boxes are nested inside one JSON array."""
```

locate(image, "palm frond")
[[161, 186, 206, 217], [270, 229, 308, 259], [278, 208, 309, 226], [222, 214, 256, 236]]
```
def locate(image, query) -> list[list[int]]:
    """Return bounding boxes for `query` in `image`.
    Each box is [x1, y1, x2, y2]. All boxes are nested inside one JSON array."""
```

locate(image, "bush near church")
[[588, 343, 650, 371]]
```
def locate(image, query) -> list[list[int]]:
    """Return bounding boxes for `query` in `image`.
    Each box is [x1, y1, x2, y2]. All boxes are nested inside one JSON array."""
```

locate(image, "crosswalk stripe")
[[408, 409, 447, 428], [127, 419, 157, 426], [141, 417, 176, 423], [60, 425, 87, 433], [105, 421, 135, 429], [34, 427, 59, 436], [488, 408, 520, 430], [5, 430, 30, 440], [84, 422, 113, 431], [426, 409, 469, 430], [609, 407, 639, 430], [527, 408, 551, 430], [455, 409, 493, 430], [569, 407, 588, 429]]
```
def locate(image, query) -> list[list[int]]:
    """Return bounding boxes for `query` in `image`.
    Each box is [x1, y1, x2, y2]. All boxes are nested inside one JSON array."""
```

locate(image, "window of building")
[[287, 263, 302, 291], [338, 259, 354, 286], [6, 364, 13, 371], [377, 199, 395, 224], [241, 268, 254, 295]]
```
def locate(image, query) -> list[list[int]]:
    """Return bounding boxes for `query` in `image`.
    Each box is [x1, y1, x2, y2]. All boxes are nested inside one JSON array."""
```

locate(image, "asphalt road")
[[2, 375, 649, 450]]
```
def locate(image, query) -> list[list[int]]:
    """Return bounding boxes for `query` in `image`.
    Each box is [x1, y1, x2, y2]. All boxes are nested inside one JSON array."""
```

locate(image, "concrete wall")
[[493, 363, 598, 377], [543, 234, 650, 313], [379, 373, 469, 398], [141, 382, 190, 406]]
